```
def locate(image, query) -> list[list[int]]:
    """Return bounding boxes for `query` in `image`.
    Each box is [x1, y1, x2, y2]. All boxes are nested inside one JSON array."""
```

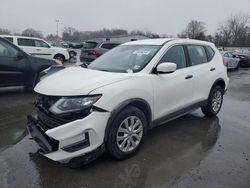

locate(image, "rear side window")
[[17, 38, 35, 47], [82, 42, 98, 49], [101, 43, 119, 50], [187, 45, 208, 66], [159, 45, 186, 69], [4, 37, 13, 43], [205, 46, 215, 61], [0, 40, 18, 57]]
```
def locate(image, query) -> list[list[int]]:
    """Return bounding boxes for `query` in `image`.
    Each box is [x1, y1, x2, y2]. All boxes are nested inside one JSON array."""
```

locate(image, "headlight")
[[49, 95, 102, 114]]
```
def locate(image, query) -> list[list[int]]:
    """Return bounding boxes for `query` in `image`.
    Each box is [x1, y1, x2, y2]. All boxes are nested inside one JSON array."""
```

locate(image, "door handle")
[[210, 67, 216, 71], [36, 49, 41, 51], [185, 75, 193, 79]]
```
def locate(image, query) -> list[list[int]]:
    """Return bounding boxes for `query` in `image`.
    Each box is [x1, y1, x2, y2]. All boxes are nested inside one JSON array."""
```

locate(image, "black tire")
[[106, 106, 147, 160], [54, 54, 65, 63], [201, 86, 224, 117], [235, 63, 239, 70], [69, 51, 76, 57]]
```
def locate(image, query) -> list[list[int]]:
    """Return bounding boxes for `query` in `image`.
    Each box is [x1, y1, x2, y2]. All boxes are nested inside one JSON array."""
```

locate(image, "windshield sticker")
[[133, 50, 151, 56], [133, 65, 141, 70]]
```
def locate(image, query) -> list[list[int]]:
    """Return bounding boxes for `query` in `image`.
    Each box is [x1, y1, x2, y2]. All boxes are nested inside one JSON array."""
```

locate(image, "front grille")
[[37, 108, 71, 131], [35, 94, 91, 130]]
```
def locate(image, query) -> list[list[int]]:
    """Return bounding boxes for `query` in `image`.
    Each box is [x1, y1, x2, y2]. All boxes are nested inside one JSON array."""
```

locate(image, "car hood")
[[34, 67, 132, 96]]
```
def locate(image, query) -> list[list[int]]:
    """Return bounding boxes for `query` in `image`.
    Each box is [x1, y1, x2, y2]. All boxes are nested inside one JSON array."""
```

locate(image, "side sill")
[[151, 100, 207, 129]]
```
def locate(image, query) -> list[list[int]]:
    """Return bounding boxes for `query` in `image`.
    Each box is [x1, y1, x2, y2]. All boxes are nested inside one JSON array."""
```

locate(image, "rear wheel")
[[106, 106, 147, 160], [201, 86, 224, 116]]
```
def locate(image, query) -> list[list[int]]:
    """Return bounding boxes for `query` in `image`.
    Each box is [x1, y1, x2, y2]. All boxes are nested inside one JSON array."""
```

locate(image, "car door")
[[228, 52, 238, 68], [34, 39, 52, 59], [185, 45, 215, 102], [0, 39, 29, 86], [152, 45, 195, 120]]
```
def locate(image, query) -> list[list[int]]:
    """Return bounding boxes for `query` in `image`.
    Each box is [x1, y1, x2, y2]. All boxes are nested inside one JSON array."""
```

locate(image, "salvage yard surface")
[[0, 69, 250, 188]]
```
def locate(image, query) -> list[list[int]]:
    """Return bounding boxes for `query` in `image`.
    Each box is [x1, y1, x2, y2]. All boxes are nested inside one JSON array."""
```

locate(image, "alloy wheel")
[[116, 116, 143, 153]]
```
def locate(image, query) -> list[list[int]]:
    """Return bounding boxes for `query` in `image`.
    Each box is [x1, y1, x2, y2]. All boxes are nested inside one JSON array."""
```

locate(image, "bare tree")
[[179, 20, 207, 40], [0, 28, 11, 35], [215, 13, 250, 47], [46, 34, 61, 43], [22, 28, 43, 38]]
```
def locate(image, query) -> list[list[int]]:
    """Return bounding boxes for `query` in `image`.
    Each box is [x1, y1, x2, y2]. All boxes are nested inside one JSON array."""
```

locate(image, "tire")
[[69, 51, 76, 57], [54, 54, 65, 63], [106, 106, 147, 160], [201, 86, 224, 117]]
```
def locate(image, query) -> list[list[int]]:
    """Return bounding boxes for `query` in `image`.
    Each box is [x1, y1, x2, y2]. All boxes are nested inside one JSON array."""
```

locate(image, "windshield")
[[88, 45, 161, 73]]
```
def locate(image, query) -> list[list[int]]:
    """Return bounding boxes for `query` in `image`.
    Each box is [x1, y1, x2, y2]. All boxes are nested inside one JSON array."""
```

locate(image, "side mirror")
[[15, 52, 25, 61], [156, 62, 177, 74]]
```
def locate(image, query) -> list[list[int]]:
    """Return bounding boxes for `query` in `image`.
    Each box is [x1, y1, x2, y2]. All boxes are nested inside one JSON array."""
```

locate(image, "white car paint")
[[32, 38, 229, 163], [0, 35, 69, 61]]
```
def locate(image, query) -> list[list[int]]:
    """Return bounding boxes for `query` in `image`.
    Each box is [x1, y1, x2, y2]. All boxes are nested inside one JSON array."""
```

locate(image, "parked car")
[[52, 42, 77, 58], [0, 35, 70, 63], [221, 51, 240, 70], [80, 41, 120, 63], [27, 38, 229, 168], [68, 42, 83, 49], [233, 52, 250, 67], [0, 37, 59, 88]]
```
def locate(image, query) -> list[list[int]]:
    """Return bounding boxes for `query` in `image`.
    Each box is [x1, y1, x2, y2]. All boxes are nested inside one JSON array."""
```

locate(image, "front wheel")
[[106, 106, 147, 160], [201, 86, 224, 116], [54, 54, 65, 63]]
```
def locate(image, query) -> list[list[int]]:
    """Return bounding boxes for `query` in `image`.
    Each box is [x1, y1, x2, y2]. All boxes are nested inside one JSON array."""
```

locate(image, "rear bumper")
[[27, 111, 110, 163]]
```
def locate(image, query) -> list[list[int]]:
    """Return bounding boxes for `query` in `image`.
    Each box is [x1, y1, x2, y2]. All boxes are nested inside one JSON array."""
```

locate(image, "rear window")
[[82, 42, 98, 49], [101, 43, 120, 50], [205, 46, 215, 61], [4, 37, 13, 43], [187, 45, 208, 66], [17, 38, 35, 47]]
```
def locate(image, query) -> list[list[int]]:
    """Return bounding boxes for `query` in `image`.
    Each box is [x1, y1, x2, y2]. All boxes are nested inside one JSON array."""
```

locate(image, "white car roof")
[[123, 38, 215, 46], [0, 35, 43, 41]]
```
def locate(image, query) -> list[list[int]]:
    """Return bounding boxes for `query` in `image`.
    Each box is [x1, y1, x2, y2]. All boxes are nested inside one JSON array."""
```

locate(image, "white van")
[[0, 35, 69, 63]]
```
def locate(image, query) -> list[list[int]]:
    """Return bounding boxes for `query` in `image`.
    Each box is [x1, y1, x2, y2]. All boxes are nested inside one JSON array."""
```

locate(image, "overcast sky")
[[1, 0, 250, 36]]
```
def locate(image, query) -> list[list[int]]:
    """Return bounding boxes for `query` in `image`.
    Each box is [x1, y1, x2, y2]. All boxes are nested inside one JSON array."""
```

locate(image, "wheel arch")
[[103, 98, 152, 142], [212, 78, 226, 92], [53, 53, 65, 60]]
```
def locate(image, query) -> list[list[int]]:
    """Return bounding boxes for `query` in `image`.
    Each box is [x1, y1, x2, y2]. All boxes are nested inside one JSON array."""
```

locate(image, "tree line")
[[0, 12, 249, 47]]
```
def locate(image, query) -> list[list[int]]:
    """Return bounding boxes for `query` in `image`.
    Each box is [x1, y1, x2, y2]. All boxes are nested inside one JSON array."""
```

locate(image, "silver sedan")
[[221, 51, 240, 70]]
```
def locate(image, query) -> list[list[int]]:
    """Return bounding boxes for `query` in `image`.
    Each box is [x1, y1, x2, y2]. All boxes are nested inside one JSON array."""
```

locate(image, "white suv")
[[27, 38, 229, 167], [0, 35, 69, 62]]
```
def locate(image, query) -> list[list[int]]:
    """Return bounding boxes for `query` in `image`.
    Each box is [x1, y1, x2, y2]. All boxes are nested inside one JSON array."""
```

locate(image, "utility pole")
[[56, 19, 59, 36]]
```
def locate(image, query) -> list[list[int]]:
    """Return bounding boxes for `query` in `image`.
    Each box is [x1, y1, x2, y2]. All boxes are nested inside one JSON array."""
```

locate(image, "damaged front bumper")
[[27, 111, 110, 164]]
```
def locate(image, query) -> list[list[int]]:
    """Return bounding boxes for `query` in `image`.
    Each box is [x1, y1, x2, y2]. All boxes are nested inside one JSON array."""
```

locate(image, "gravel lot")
[[0, 68, 249, 188]]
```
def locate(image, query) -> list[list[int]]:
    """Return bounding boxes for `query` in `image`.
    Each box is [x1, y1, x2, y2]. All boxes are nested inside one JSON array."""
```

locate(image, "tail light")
[[88, 49, 101, 56], [223, 57, 228, 67]]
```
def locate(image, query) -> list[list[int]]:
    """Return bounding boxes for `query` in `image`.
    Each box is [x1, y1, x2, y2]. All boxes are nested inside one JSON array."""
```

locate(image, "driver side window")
[[35, 40, 50, 48], [0, 40, 18, 58], [159, 45, 186, 69]]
